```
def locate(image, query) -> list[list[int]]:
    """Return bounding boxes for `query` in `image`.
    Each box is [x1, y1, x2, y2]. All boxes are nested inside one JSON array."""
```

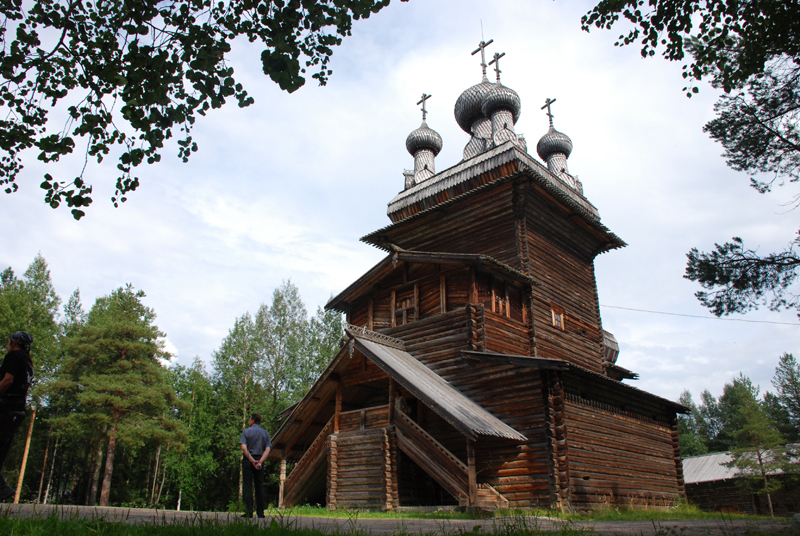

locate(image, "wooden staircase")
[[393, 412, 508, 509], [282, 417, 334, 507]]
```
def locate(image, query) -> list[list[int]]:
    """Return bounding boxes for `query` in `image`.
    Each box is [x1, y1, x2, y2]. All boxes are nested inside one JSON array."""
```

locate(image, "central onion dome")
[[480, 84, 521, 124], [454, 81, 495, 133], [406, 122, 443, 156], [536, 127, 573, 162]]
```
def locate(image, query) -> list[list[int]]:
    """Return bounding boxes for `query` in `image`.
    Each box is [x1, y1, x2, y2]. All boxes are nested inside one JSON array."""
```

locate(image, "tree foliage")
[[581, 0, 800, 94], [0, 0, 394, 218], [704, 59, 800, 185], [685, 237, 800, 317]]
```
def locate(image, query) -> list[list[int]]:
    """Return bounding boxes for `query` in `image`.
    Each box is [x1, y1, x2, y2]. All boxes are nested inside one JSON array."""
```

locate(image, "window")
[[551, 305, 565, 330]]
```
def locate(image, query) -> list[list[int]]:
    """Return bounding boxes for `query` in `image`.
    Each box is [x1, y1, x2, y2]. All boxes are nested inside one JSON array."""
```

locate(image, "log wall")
[[330, 429, 387, 509], [564, 394, 681, 510], [387, 184, 522, 270]]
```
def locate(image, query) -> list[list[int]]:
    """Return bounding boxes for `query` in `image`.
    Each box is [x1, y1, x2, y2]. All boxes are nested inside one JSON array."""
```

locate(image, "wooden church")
[[268, 42, 687, 512]]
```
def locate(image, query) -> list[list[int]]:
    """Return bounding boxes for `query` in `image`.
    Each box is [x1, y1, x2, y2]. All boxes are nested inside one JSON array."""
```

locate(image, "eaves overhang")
[[461, 350, 687, 414], [325, 250, 542, 313]]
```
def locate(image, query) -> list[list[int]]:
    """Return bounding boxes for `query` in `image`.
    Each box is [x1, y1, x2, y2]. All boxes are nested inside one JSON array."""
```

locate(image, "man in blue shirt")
[[239, 413, 271, 518]]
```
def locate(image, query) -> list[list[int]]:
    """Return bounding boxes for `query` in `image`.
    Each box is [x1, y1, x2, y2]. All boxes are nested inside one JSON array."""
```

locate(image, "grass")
[[537, 501, 774, 522], [0, 507, 791, 536], [256, 503, 773, 522]]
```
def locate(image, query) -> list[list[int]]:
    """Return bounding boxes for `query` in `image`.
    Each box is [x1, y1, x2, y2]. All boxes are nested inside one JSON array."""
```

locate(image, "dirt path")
[[1, 504, 792, 535]]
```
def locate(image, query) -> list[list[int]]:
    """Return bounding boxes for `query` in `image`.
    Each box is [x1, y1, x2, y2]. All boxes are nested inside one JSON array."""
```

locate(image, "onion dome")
[[453, 81, 494, 133], [481, 84, 521, 124], [536, 127, 573, 161], [406, 122, 443, 156]]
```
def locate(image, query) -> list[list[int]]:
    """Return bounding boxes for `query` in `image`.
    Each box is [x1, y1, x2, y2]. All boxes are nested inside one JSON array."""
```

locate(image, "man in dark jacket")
[[0, 331, 34, 502], [240, 413, 271, 518]]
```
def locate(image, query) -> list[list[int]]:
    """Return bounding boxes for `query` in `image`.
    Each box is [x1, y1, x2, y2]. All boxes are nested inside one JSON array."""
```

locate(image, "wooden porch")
[[279, 400, 508, 510]]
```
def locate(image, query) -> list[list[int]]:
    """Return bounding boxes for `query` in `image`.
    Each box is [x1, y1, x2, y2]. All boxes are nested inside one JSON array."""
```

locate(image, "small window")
[[551, 305, 565, 330]]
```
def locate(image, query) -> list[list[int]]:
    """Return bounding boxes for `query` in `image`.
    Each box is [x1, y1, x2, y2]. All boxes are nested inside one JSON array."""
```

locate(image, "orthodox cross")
[[471, 38, 494, 81], [417, 93, 432, 122], [488, 52, 505, 83], [541, 97, 557, 127]]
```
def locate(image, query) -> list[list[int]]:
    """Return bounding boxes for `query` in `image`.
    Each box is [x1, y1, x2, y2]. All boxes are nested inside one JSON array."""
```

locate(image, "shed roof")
[[353, 332, 526, 442], [682, 452, 737, 484], [461, 350, 686, 414]]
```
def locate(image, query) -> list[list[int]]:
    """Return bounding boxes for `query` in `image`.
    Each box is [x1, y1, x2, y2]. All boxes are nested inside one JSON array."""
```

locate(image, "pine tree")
[[772, 353, 800, 433], [54, 285, 185, 506], [724, 399, 788, 517]]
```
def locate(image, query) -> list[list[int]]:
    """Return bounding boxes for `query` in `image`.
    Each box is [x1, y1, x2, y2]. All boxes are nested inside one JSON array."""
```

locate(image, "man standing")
[[240, 413, 271, 518]]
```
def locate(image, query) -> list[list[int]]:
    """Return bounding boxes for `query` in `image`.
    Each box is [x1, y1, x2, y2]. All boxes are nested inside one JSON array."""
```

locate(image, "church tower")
[[269, 41, 686, 512]]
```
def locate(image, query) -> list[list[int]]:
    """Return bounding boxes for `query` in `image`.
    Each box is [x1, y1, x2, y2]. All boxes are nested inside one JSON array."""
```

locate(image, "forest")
[[1, 253, 798, 511], [0, 254, 343, 511]]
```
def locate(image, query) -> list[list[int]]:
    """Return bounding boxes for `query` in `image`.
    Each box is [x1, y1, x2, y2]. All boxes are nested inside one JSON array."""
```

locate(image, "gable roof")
[[352, 329, 526, 442], [326, 250, 541, 312]]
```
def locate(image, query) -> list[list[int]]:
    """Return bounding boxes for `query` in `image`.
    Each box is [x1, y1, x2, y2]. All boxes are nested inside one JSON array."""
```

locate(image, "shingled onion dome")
[[481, 84, 521, 147], [455, 81, 495, 160], [405, 121, 443, 188], [536, 126, 575, 186]]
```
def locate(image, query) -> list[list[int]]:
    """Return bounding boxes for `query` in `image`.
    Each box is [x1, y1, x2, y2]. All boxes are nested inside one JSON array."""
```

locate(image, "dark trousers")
[[242, 458, 265, 517], [0, 409, 25, 489]]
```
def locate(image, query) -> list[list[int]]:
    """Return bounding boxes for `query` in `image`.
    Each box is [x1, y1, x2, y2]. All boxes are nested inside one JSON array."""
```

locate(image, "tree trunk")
[[177, 488, 182, 512], [37, 428, 51, 503], [155, 458, 167, 507], [99, 418, 119, 507], [757, 450, 775, 517], [88, 440, 104, 505], [150, 444, 161, 506], [43, 436, 59, 505]]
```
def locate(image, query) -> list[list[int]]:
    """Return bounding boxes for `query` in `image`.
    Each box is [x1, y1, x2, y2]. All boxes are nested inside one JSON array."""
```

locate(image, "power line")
[[600, 304, 800, 326]]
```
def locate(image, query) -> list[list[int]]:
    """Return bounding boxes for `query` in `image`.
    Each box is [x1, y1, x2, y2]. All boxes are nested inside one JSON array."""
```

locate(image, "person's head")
[[8, 331, 33, 362], [250, 413, 262, 425]]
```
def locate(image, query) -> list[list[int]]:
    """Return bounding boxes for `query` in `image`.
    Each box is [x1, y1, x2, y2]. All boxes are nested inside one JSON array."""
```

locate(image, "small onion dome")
[[480, 84, 521, 124], [453, 81, 494, 133], [406, 122, 443, 156], [536, 127, 573, 161]]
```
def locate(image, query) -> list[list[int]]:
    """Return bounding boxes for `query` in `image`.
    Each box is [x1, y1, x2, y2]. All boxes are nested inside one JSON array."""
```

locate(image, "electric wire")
[[600, 304, 800, 326]]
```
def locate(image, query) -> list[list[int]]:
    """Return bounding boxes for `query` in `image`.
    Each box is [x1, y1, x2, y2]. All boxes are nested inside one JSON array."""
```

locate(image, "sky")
[[2, 0, 798, 404]]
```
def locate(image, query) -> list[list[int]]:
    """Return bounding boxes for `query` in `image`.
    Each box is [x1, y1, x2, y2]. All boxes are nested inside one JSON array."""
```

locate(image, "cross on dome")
[[471, 39, 494, 82], [417, 93, 432, 122], [541, 97, 557, 128], [488, 52, 505, 83]]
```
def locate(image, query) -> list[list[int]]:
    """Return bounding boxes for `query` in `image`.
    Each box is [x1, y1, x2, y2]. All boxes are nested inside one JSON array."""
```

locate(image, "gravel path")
[[1, 504, 792, 535]]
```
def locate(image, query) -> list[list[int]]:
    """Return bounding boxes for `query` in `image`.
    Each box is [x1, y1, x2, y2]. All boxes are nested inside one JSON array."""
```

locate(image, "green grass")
[[535, 501, 774, 522], [263, 503, 774, 522], [264, 505, 481, 520], [0, 509, 790, 536], [0, 513, 596, 536]]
